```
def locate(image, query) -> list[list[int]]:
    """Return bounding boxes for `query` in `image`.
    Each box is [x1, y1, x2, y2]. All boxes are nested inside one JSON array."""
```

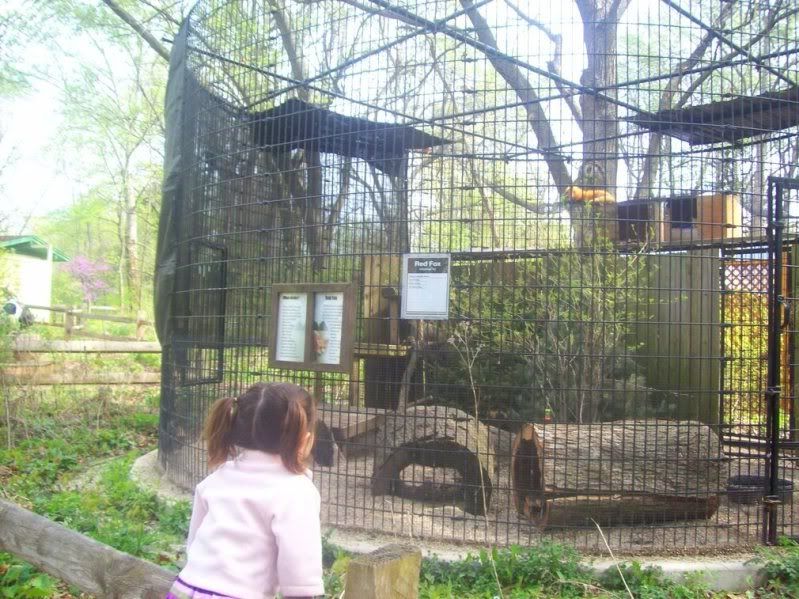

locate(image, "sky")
[[1, 20, 92, 234], [2, 88, 80, 229]]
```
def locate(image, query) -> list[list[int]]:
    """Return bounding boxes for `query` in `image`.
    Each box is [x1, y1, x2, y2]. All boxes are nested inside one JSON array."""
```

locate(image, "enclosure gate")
[[764, 177, 799, 543]]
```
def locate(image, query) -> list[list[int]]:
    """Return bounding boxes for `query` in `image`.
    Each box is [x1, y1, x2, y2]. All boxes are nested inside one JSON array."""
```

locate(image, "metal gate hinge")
[[765, 386, 781, 398]]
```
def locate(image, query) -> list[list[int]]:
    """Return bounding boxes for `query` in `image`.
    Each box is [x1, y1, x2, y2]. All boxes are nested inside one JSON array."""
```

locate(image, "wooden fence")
[[26, 304, 152, 341], [3, 339, 161, 386]]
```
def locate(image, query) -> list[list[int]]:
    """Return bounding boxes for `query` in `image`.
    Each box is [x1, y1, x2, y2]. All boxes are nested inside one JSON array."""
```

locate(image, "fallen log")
[[0, 499, 173, 598], [372, 405, 494, 515], [511, 419, 728, 528]]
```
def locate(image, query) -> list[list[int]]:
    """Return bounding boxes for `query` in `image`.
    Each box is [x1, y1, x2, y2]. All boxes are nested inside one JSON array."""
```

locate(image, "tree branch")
[[460, 0, 571, 194], [504, 0, 582, 125], [267, 0, 307, 100], [482, 180, 560, 215], [100, 0, 170, 62]]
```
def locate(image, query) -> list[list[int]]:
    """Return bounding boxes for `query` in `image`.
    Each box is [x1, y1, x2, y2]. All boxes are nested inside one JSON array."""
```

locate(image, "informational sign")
[[269, 283, 355, 373], [401, 253, 451, 320], [274, 292, 308, 363], [312, 291, 344, 365]]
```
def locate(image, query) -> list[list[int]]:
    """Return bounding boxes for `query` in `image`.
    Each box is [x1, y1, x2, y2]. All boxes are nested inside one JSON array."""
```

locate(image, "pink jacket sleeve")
[[186, 486, 208, 550], [272, 479, 324, 597]]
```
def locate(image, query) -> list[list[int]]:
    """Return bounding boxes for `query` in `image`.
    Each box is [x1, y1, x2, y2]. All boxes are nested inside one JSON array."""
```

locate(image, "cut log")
[[372, 406, 494, 515], [0, 499, 173, 598], [511, 419, 728, 528]]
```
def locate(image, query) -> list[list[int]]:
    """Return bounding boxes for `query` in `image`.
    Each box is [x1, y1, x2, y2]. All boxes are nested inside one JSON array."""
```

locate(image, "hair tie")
[[230, 396, 238, 419]]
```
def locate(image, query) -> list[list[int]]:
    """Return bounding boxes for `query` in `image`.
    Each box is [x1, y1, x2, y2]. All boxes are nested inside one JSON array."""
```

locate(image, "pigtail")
[[203, 396, 238, 469], [280, 397, 309, 474]]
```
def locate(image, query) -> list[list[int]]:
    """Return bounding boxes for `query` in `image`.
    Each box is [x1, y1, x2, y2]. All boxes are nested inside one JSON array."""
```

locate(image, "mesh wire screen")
[[158, 0, 799, 553]]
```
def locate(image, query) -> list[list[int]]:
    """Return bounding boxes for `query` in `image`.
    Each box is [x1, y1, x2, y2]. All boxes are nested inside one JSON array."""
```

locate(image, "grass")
[[3, 387, 799, 598], [0, 388, 186, 597]]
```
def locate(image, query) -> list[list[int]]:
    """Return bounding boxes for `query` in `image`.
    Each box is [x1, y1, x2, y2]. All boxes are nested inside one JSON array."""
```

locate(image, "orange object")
[[565, 185, 616, 204]]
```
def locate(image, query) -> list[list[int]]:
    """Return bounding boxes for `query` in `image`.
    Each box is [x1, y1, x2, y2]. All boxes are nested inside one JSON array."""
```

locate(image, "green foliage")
[[0, 555, 59, 599], [320, 534, 355, 595], [430, 246, 655, 423], [753, 537, 799, 596], [599, 562, 709, 599], [420, 545, 726, 598], [421, 542, 590, 598], [723, 290, 769, 426], [34, 455, 189, 561], [0, 391, 187, 597]]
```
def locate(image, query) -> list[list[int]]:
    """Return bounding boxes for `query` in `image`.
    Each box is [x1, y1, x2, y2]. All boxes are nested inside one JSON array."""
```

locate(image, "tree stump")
[[344, 544, 422, 599], [511, 419, 728, 528], [372, 406, 494, 515]]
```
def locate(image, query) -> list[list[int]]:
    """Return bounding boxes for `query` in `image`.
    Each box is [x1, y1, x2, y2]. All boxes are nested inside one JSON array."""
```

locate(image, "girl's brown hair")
[[203, 382, 316, 474]]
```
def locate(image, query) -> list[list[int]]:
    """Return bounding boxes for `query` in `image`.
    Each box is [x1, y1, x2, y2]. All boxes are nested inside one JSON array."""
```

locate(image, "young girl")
[[167, 382, 324, 599]]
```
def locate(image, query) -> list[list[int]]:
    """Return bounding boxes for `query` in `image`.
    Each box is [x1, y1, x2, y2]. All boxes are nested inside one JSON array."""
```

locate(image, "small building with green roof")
[[0, 235, 69, 319]]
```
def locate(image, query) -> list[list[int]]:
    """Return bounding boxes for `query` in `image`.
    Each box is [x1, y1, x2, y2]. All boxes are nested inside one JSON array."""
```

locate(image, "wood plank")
[[636, 250, 721, 423], [318, 405, 386, 441], [23, 304, 150, 325], [11, 339, 161, 353], [1, 371, 160, 386], [0, 499, 173, 599], [354, 343, 410, 357], [363, 255, 401, 344]]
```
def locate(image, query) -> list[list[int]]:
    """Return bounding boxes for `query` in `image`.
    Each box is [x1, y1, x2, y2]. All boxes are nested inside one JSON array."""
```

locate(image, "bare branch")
[[483, 180, 560, 215], [100, 0, 170, 62], [460, 0, 571, 194], [504, 0, 582, 125], [267, 0, 307, 99], [136, 0, 183, 27]]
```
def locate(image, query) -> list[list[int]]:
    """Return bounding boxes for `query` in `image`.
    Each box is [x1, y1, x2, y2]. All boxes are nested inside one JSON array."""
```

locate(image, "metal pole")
[[765, 177, 784, 545]]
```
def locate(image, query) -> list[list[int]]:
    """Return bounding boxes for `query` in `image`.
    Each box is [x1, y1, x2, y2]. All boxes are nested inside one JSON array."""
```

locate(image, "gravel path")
[[145, 446, 799, 556]]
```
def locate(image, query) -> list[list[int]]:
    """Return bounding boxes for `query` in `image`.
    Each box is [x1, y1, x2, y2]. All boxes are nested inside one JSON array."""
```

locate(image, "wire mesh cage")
[[155, 0, 799, 553]]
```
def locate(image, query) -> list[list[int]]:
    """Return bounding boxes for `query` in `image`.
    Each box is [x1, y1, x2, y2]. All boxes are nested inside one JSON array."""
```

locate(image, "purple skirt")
[[165, 577, 239, 599]]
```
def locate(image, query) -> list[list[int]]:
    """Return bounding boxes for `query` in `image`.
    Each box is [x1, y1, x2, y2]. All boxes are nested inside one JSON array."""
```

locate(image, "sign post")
[[401, 253, 451, 320]]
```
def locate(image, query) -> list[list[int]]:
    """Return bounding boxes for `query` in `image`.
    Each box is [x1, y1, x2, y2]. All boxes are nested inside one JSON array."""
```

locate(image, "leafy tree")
[[62, 255, 112, 308], [19, 0, 184, 312], [429, 244, 655, 423]]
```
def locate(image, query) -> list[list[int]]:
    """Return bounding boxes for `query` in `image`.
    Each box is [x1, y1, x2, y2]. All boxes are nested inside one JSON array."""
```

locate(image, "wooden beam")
[[1, 371, 160, 386], [0, 499, 173, 599], [11, 339, 161, 353], [11, 339, 407, 357], [318, 406, 386, 442]]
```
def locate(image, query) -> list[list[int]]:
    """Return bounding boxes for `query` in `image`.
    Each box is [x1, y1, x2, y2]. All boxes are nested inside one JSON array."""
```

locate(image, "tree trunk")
[[372, 405, 494, 515], [124, 176, 139, 308], [511, 419, 728, 528], [574, 0, 632, 192]]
